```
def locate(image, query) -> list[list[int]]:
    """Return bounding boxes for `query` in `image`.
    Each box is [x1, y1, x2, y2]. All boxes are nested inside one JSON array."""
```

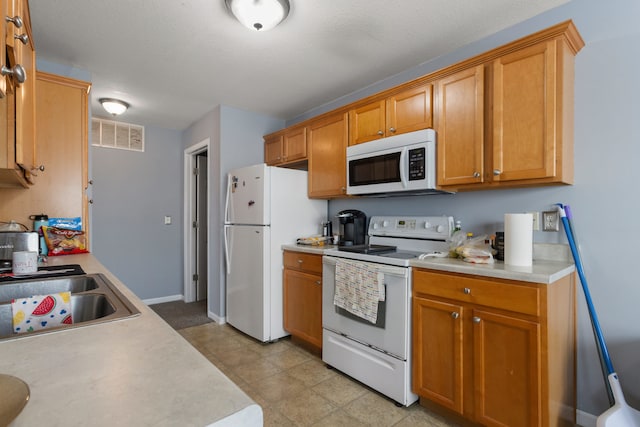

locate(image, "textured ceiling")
[[29, 0, 568, 130]]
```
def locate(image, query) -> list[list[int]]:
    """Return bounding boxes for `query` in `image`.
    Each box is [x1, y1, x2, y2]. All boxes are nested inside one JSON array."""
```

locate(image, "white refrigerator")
[[224, 163, 327, 342]]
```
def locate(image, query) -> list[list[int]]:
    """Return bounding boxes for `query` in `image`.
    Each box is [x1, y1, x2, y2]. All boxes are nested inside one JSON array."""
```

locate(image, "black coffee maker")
[[336, 210, 366, 246]]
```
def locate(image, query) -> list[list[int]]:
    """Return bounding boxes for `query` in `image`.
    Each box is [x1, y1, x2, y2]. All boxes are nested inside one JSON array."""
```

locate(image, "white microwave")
[[347, 129, 443, 196]]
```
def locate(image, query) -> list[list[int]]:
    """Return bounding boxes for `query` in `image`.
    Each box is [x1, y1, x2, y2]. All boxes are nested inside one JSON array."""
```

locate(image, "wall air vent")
[[92, 118, 145, 152]]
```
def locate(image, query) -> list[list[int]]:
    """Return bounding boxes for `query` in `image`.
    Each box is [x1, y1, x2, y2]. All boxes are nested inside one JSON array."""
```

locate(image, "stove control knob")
[[423, 222, 431, 229], [373, 222, 380, 229], [436, 225, 444, 233], [382, 220, 390, 227]]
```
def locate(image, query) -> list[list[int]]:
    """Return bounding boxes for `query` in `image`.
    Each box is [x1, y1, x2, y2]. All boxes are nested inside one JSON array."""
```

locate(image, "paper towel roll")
[[504, 213, 533, 266]]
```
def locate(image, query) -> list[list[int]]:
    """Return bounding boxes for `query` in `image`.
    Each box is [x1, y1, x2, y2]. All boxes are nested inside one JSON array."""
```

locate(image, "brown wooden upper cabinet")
[[264, 125, 307, 166], [307, 111, 348, 198], [435, 65, 485, 187], [349, 84, 432, 145], [435, 21, 583, 191], [1, 0, 37, 188]]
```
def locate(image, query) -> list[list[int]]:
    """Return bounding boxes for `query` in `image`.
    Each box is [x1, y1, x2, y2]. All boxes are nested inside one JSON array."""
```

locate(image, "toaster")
[[0, 232, 39, 271]]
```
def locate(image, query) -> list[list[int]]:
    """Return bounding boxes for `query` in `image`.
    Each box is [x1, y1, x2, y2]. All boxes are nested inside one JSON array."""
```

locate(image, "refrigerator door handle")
[[224, 173, 232, 224], [223, 225, 231, 274]]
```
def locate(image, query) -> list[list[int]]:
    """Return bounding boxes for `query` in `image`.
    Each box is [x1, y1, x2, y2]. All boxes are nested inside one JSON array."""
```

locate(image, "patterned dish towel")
[[334, 259, 385, 324], [11, 292, 73, 334]]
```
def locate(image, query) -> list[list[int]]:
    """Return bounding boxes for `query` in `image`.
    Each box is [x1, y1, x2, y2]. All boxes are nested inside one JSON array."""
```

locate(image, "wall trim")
[[577, 409, 597, 427], [143, 294, 183, 305]]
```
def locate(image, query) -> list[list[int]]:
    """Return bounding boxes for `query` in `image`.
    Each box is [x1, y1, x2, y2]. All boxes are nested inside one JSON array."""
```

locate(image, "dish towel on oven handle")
[[334, 259, 385, 324]]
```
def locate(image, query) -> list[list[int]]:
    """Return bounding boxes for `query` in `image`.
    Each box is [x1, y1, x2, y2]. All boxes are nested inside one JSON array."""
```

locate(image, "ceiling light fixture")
[[225, 0, 290, 31], [99, 98, 129, 116]]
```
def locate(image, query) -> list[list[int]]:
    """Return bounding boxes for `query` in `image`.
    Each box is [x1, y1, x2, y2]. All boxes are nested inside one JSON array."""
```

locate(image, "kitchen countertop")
[[282, 243, 338, 255], [284, 243, 575, 284], [0, 254, 262, 427]]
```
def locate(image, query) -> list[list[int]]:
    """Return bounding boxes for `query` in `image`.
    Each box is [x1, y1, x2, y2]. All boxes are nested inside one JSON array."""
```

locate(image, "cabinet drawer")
[[283, 251, 323, 274], [413, 269, 540, 316]]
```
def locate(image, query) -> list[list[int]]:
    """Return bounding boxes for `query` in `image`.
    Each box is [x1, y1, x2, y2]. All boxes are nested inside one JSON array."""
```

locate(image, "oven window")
[[335, 299, 386, 329], [349, 152, 401, 186]]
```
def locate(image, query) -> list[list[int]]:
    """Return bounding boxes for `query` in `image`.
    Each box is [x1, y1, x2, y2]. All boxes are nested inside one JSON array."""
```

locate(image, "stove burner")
[[338, 244, 397, 255]]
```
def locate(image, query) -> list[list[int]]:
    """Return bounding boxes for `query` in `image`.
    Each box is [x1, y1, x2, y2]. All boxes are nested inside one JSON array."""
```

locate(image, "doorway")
[[184, 139, 210, 303]]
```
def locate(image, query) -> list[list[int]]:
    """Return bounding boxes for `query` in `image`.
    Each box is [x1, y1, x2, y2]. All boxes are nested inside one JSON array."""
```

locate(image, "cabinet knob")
[[297, 259, 303, 264], [463, 287, 471, 295], [473, 316, 481, 323], [473, 172, 480, 178], [389, 127, 396, 133], [1, 64, 26, 83], [377, 130, 384, 135], [14, 33, 29, 45], [493, 169, 502, 176], [451, 312, 459, 319], [316, 280, 321, 285], [5, 15, 23, 28]]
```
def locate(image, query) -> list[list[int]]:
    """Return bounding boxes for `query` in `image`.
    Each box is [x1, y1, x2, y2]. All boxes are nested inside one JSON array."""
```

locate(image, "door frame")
[[183, 138, 210, 303]]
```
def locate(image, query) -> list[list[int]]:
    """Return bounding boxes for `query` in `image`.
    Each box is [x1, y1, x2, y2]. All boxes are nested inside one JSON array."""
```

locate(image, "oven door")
[[322, 255, 410, 360]]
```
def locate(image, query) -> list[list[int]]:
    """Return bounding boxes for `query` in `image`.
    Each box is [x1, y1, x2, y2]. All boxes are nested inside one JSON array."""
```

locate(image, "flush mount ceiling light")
[[99, 98, 129, 116], [225, 0, 290, 31]]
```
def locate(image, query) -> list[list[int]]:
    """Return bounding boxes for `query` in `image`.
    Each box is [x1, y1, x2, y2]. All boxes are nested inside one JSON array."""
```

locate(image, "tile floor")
[[178, 322, 460, 426]]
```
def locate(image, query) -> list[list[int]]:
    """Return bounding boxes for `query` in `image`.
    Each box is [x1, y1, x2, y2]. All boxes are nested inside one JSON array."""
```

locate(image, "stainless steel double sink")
[[0, 273, 140, 340]]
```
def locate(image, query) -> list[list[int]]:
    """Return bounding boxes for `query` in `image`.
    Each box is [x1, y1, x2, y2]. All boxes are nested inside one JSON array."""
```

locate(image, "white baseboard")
[[143, 294, 183, 305], [208, 311, 225, 324], [577, 409, 597, 427]]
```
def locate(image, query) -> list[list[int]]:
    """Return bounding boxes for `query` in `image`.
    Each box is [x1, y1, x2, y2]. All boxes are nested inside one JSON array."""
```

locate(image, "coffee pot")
[[336, 209, 366, 246]]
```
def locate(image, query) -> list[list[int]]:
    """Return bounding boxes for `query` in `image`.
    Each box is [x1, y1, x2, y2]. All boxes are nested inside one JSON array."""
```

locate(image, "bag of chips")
[[42, 226, 89, 256]]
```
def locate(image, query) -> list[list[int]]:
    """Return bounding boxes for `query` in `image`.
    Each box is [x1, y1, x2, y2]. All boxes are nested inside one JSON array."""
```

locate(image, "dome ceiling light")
[[225, 0, 290, 31], [99, 98, 129, 116]]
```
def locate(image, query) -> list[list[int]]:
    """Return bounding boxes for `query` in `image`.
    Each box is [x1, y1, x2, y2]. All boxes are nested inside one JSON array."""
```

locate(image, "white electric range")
[[322, 215, 454, 406]]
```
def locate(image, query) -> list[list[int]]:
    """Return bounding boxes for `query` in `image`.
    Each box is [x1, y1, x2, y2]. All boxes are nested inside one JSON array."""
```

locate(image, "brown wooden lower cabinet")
[[412, 268, 576, 427], [283, 250, 323, 351]]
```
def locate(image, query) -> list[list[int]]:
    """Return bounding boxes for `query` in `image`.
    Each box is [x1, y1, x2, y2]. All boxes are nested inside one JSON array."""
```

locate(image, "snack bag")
[[454, 234, 496, 264], [42, 226, 89, 256]]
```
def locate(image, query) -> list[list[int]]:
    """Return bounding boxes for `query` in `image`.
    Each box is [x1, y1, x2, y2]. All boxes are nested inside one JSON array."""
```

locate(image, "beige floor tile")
[[247, 338, 295, 357], [311, 372, 368, 406], [251, 371, 308, 404], [262, 406, 296, 426], [214, 345, 262, 368], [265, 347, 312, 370], [232, 358, 284, 384], [310, 409, 369, 427], [342, 391, 409, 426], [398, 404, 461, 427], [273, 389, 337, 426], [286, 358, 337, 387]]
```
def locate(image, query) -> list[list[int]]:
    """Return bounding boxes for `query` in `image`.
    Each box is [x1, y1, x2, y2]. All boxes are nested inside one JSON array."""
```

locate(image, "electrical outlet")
[[542, 211, 559, 231], [528, 212, 541, 231]]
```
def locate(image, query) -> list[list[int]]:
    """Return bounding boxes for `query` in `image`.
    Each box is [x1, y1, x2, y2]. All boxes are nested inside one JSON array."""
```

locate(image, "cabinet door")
[[349, 100, 385, 145], [283, 126, 306, 162], [387, 84, 432, 136], [13, 22, 35, 180], [264, 133, 283, 165], [413, 296, 464, 414], [283, 269, 322, 348], [435, 65, 485, 187], [492, 40, 556, 182], [307, 112, 348, 198], [473, 309, 540, 427]]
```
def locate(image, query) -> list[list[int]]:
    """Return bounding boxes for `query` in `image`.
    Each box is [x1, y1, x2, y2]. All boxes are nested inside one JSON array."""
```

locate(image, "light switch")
[[164, 216, 172, 225]]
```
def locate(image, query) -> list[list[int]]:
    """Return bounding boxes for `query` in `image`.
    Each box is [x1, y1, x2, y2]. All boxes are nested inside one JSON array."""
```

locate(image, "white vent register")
[[92, 118, 144, 152]]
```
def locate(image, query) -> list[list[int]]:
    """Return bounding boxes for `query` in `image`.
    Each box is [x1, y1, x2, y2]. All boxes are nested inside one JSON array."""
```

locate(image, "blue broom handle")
[[560, 214, 615, 375]]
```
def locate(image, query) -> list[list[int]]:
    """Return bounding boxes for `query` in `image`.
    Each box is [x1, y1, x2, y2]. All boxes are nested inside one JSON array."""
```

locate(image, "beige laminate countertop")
[[284, 243, 575, 284], [0, 254, 261, 427]]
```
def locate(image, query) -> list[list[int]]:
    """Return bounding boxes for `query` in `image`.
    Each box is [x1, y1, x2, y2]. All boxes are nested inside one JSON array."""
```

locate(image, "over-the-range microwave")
[[347, 128, 449, 197]]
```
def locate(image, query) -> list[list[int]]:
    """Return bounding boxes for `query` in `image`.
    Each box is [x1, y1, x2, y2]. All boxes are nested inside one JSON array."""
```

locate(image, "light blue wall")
[[289, 0, 640, 419], [91, 126, 183, 300], [183, 106, 284, 320]]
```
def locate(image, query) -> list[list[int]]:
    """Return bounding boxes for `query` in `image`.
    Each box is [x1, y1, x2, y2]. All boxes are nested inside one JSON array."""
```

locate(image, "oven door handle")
[[399, 147, 408, 189]]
